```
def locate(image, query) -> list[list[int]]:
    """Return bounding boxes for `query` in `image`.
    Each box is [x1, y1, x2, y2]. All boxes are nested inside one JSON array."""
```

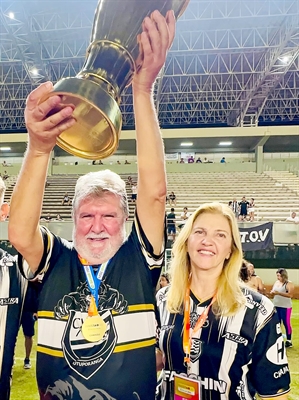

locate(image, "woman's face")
[[187, 212, 232, 274], [247, 264, 254, 275], [159, 276, 169, 288], [276, 272, 283, 282]]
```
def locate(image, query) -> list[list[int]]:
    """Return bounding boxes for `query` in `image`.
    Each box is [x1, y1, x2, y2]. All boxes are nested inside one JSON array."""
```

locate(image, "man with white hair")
[[0, 177, 28, 399], [9, 10, 175, 400]]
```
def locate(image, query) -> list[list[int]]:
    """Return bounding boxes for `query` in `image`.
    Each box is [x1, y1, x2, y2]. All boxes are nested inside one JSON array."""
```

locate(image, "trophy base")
[[48, 77, 122, 160]]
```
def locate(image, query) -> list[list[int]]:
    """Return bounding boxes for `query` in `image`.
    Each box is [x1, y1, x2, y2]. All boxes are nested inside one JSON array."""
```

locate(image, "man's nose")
[[91, 216, 104, 233]]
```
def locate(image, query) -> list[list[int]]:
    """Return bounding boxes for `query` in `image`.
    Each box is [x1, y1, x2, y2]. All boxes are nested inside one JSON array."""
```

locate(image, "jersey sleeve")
[[18, 226, 56, 279], [132, 212, 167, 287], [250, 308, 291, 398]]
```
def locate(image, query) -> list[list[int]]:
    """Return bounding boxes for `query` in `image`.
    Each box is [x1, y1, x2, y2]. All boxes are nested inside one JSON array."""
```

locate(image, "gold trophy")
[[48, 0, 189, 159]]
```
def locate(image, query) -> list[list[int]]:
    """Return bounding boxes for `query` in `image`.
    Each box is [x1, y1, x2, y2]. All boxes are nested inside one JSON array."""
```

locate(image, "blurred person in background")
[[286, 211, 299, 223], [239, 259, 250, 284], [0, 177, 28, 399], [21, 280, 39, 369], [159, 273, 170, 289], [248, 197, 255, 221], [178, 206, 191, 230], [168, 191, 176, 207], [270, 268, 294, 348], [167, 207, 176, 242], [246, 260, 265, 294]]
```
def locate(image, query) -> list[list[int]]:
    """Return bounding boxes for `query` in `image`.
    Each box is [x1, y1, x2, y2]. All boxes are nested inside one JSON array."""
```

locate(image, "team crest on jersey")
[[190, 311, 209, 329], [0, 253, 15, 267], [190, 338, 203, 363], [54, 281, 128, 379]]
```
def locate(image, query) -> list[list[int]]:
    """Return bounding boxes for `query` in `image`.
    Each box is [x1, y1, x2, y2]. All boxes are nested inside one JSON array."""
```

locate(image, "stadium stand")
[[264, 170, 299, 195], [3, 171, 299, 223]]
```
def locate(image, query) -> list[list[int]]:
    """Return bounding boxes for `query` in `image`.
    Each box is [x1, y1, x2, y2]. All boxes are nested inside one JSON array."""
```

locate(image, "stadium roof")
[[1, 0, 299, 156]]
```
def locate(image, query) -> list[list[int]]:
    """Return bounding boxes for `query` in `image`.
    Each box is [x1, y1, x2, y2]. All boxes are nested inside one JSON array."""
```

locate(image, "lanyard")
[[183, 286, 217, 364], [78, 255, 110, 310]]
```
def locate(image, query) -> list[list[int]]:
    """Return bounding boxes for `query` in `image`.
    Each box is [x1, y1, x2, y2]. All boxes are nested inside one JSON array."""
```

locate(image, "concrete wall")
[[49, 161, 257, 175], [264, 158, 299, 174], [1, 155, 299, 176]]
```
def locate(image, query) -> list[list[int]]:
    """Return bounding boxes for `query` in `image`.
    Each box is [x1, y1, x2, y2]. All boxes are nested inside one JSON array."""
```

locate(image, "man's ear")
[[0, 203, 10, 221]]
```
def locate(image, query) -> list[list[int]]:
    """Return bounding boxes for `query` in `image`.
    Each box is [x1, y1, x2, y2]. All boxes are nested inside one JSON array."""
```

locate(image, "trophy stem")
[[80, 40, 136, 101]]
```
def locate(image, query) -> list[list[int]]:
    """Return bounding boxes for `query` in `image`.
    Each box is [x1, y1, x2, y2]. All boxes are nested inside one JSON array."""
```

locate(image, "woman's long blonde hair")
[[167, 202, 245, 316]]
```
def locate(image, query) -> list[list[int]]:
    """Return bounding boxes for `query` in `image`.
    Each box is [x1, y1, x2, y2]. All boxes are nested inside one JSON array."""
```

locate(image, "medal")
[[82, 314, 107, 342], [82, 296, 107, 342], [78, 255, 111, 343]]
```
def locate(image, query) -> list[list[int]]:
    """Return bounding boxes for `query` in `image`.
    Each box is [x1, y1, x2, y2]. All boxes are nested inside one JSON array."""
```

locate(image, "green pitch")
[[286, 299, 299, 400], [10, 300, 299, 399]]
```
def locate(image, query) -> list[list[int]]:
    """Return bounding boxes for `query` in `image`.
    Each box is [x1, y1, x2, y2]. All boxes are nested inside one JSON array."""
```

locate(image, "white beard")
[[72, 225, 126, 265]]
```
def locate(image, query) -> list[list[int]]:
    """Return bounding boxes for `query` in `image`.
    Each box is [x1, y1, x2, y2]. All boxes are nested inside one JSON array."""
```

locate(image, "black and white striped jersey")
[[156, 286, 290, 400], [0, 249, 27, 400]]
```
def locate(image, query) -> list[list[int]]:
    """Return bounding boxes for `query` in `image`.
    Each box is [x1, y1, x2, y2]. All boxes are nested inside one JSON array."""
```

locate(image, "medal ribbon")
[[183, 285, 217, 364], [78, 255, 110, 316]]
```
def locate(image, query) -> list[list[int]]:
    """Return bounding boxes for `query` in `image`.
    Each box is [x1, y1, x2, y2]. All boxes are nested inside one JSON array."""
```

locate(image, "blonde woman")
[[156, 203, 290, 400]]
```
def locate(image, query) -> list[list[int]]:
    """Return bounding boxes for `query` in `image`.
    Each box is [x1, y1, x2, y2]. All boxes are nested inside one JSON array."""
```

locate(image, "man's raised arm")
[[8, 83, 76, 272], [133, 10, 176, 254]]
